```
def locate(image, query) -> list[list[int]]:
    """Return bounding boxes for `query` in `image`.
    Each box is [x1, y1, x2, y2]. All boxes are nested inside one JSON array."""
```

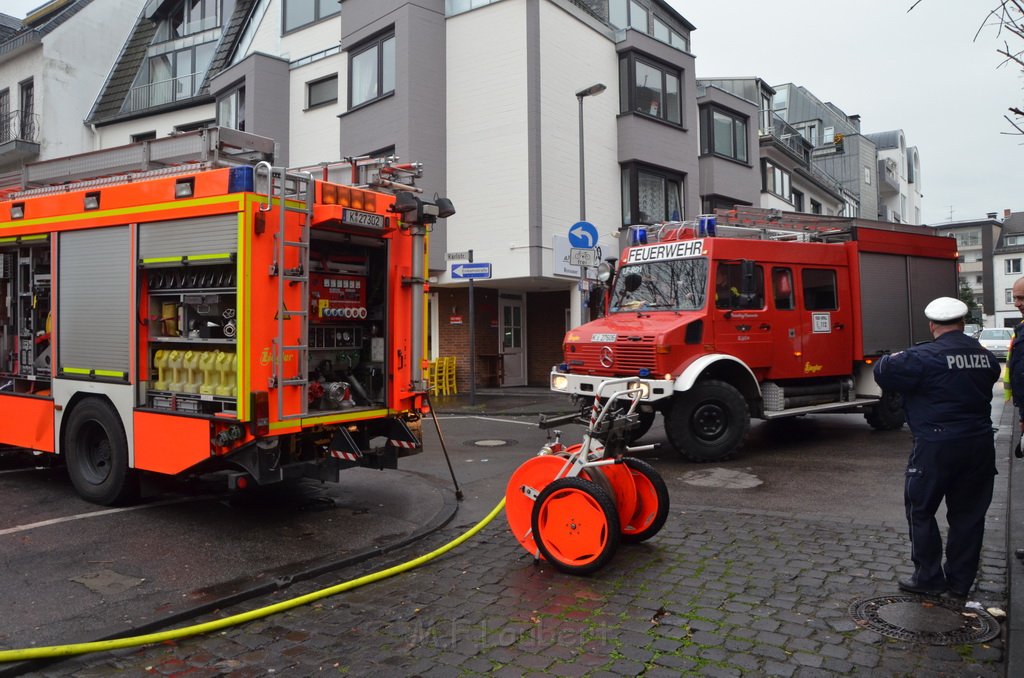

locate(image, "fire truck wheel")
[[619, 457, 670, 543], [531, 477, 619, 575], [864, 391, 906, 430], [666, 380, 749, 462], [64, 399, 138, 506]]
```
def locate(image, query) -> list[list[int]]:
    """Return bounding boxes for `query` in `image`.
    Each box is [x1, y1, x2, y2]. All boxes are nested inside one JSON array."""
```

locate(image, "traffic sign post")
[[450, 263, 492, 279], [569, 247, 598, 267], [568, 221, 598, 248], [468, 250, 475, 406], [447, 251, 486, 405], [568, 222, 599, 327]]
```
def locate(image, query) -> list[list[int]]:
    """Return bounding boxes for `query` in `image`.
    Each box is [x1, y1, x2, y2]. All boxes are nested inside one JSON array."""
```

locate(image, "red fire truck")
[[0, 128, 452, 504], [551, 208, 958, 462]]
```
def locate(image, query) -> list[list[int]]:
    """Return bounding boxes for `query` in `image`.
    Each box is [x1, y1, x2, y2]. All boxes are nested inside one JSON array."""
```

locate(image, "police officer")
[[873, 296, 1000, 600]]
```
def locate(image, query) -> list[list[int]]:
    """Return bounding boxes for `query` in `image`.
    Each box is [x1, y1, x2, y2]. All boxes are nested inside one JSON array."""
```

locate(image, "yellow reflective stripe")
[[237, 209, 249, 420], [139, 253, 233, 265], [0, 234, 48, 243], [267, 408, 391, 430], [0, 195, 244, 229], [62, 367, 127, 379]]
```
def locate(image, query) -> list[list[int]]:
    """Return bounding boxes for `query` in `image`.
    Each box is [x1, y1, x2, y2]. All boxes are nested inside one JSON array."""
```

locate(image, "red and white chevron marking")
[[330, 450, 361, 461], [389, 439, 419, 449]]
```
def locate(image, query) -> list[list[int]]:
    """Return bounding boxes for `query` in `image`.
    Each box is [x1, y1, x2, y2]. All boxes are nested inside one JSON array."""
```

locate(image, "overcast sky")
[[673, 0, 1023, 224], [4, 0, 1021, 224]]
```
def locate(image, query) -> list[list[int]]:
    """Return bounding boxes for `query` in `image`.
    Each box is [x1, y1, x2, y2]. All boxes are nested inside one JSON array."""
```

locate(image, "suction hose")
[[0, 498, 507, 664]]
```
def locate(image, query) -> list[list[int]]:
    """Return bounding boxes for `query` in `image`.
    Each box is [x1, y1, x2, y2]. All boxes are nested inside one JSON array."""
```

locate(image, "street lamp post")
[[575, 82, 605, 327]]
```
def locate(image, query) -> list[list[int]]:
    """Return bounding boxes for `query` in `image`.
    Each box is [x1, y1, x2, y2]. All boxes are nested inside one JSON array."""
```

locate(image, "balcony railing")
[[0, 110, 40, 144], [762, 112, 810, 162], [122, 73, 202, 113]]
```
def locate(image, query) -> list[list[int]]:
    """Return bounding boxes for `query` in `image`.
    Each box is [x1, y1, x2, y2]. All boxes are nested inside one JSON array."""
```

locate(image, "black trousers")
[[904, 433, 996, 593]]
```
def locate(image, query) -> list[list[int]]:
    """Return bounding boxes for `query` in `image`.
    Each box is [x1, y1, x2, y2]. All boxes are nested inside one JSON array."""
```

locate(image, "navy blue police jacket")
[[1009, 322, 1024, 419], [873, 330, 1000, 441]]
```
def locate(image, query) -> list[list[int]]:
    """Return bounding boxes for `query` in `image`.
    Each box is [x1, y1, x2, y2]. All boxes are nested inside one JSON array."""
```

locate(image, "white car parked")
[[977, 327, 1014, 360]]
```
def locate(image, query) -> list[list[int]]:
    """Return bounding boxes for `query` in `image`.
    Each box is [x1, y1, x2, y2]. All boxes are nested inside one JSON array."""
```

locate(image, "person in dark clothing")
[[1007, 276, 1024, 432], [873, 296, 1000, 600]]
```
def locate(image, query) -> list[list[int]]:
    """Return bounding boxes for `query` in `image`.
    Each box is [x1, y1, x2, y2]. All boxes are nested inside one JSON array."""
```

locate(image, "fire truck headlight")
[[627, 381, 650, 399], [597, 261, 614, 283], [552, 375, 569, 391]]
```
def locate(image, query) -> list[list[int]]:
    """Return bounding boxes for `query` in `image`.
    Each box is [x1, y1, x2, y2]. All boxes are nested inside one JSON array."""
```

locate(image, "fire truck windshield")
[[609, 257, 709, 313]]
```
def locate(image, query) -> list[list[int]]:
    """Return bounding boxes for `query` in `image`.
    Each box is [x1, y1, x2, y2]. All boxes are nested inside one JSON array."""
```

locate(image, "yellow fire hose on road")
[[0, 498, 506, 664]]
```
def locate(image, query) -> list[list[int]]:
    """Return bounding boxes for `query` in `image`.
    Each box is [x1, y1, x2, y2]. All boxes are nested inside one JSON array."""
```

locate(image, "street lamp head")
[[576, 82, 607, 99]]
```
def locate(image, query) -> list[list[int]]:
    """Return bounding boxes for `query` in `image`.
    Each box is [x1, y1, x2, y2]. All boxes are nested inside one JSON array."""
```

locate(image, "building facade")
[[932, 215, 1003, 323], [0, 0, 140, 187], [4, 0, 934, 391], [990, 210, 1024, 327]]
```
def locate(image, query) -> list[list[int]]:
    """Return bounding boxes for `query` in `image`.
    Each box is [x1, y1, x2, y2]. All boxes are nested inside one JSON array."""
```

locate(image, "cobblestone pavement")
[[9, 388, 1012, 677], [41, 501, 1006, 677]]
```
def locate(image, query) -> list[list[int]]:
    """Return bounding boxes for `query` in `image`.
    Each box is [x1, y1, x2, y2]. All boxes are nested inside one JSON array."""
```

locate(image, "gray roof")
[[88, 0, 258, 125], [0, 0, 96, 59]]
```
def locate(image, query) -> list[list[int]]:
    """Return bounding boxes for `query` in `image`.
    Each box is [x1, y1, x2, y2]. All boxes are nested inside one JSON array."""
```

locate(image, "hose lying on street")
[[0, 498, 507, 664]]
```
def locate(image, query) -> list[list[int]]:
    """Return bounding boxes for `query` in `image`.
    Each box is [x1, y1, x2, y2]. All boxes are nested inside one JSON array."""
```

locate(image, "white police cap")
[[924, 296, 968, 323]]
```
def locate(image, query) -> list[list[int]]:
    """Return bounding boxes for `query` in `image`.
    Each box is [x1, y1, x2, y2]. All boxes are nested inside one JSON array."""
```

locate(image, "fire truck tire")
[[531, 476, 619, 575], [64, 399, 138, 506], [665, 380, 749, 462], [864, 391, 905, 430], [619, 457, 670, 543]]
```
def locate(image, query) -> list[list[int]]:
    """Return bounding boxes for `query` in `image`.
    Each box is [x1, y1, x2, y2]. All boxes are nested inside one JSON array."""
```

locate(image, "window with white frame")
[[284, 0, 339, 34], [762, 160, 791, 202], [1006, 258, 1022, 274], [1007, 288, 1014, 305], [216, 86, 245, 130], [864, 166, 871, 185], [349, 32, 395, 108], [1006, 234, 1024, 246], [307, 74, 338, 108]]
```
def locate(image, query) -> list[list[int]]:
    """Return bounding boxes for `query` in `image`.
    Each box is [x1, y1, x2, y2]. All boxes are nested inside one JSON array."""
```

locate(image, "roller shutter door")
[[139, 215, 237, 260], [59, 227, 131, 378]]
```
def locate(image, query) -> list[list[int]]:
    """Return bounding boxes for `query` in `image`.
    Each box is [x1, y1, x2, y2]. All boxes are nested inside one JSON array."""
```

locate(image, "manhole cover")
[[849, 595, 1000, 645], [471, 439, 515, 447]]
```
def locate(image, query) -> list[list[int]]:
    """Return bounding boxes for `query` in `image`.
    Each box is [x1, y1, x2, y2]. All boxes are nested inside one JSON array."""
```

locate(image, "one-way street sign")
[[451, 262, 492, 279]]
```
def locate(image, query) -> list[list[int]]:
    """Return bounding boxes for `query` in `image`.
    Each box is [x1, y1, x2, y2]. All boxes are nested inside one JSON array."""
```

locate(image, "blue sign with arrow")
[[451, 262, 492, 279], [568, 221, 598, 248]]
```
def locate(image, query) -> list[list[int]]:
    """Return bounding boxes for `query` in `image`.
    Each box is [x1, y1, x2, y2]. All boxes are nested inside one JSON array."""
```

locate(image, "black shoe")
[[943, 589, 969, 604], [898, 577, 947, 596]]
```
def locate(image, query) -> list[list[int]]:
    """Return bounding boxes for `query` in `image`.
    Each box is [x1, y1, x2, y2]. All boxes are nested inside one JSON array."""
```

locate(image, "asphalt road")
[[0, 396, 1004, 675]]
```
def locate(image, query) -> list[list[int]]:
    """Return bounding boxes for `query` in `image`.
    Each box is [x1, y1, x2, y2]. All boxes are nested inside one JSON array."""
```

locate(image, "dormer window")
[[154, 0, 220, 42]]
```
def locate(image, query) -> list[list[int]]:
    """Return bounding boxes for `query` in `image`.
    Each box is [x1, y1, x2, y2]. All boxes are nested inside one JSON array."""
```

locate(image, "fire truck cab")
[[551, 209, 958, 462]]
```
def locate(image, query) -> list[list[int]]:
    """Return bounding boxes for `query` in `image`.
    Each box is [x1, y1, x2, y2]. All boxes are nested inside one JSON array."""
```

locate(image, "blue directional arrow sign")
[[568, 221, 599, 248], [451, 262, 492, 279]]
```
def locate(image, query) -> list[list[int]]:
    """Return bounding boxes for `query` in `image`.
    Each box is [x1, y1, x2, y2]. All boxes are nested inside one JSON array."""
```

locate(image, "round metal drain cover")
[[471, 439, 516, 447], [849, 595, 1000, 645]]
